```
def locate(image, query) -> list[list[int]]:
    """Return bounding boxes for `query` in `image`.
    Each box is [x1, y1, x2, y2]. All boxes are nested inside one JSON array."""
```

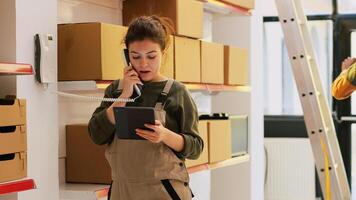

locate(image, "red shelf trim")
[[0, 179, 36, 195], [199, 0, 252, 15], [187, 164, 209, 174], [0, 62, 33, 75], [95, 187, 110, 198], [184, 82, 250, 92], [215, 0, 252, 14]]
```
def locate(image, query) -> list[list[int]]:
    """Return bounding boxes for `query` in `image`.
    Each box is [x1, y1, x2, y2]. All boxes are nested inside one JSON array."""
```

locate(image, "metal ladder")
[[274, 0, 351, 199]]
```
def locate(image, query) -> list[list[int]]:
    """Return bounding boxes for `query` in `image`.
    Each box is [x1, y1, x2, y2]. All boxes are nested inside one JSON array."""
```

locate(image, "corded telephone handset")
[[122, 48, 142, 97], [34, 34, 56, 83]]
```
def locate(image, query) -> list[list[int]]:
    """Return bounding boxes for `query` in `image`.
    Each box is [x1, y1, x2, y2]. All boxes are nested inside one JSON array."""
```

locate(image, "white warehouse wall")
[[15, 0, 59, 199]]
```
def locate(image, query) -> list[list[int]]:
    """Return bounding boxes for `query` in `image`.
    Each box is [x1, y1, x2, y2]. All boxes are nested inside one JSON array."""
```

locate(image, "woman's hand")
[[106, 66, 143, 124], [136, 120, 168, 143], [120, 66, 143, 98], [136, 120, 185, 152], [341, 57, 356, 71]]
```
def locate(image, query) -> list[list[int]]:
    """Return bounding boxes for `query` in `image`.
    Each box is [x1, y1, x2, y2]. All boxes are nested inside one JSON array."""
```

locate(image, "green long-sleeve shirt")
[[88, 79, 203, 160]]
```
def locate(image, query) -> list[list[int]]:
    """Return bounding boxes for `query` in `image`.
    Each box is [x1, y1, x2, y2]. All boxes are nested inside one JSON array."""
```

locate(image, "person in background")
[[88, 15, 203, 200], [332, 57, 356, 100]]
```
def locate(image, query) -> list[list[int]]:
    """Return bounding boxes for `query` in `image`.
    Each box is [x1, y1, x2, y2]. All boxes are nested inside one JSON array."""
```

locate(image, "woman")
[[332, 57, 356, 100], [88, 16, 203, 200]]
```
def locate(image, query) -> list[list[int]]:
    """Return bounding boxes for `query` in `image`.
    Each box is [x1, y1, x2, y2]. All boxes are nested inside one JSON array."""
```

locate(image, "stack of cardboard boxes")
[[0, 99, 27, 183], [58, 0, 249, 86]]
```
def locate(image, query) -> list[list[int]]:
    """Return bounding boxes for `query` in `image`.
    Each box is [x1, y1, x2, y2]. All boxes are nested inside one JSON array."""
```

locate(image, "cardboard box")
[[174, 36, 201, 83], [201, 41, 224, 84], [0, 125, 26, 155], [160, 35, 174, 79], [66, 124, 111, 184], [224, 46, 249, 85], [0, 152, 27, 183], [0, 99, 26, 126], [123, 0, 203, 39], [58, 23, 127, 81], [208, 120, 232, 163], [185, 120, 209, 168], [222, 0, 255, 9]]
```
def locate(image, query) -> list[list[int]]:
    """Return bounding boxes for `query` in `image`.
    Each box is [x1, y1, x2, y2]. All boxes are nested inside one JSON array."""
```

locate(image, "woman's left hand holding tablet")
[[135, 120, 168, 143]]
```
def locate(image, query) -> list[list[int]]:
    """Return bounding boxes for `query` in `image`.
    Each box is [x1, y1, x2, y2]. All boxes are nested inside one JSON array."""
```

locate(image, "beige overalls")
[[105, 79, 193, 200]]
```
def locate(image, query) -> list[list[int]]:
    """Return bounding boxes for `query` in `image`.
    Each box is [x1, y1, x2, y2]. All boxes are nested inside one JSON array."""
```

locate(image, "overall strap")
[[118, 80, 123, 91], [154, 79, 174, 110]]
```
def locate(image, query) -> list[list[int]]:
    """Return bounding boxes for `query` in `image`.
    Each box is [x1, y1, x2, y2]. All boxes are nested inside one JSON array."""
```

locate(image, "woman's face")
[[128, 39, 163, 82]]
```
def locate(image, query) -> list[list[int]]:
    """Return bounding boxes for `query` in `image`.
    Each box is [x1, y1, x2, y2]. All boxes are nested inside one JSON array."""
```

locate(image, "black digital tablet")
[[113, 107, 155, 140]]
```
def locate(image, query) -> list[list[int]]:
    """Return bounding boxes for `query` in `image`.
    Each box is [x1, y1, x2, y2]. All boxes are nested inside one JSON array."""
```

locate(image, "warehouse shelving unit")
[[0, 62, 34, 198], [56, 0, 255, 200], [0, 0, 264, 199]]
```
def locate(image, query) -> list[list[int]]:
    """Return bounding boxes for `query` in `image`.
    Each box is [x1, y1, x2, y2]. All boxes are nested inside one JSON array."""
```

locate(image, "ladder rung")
[[340, 116, 356, 122]]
